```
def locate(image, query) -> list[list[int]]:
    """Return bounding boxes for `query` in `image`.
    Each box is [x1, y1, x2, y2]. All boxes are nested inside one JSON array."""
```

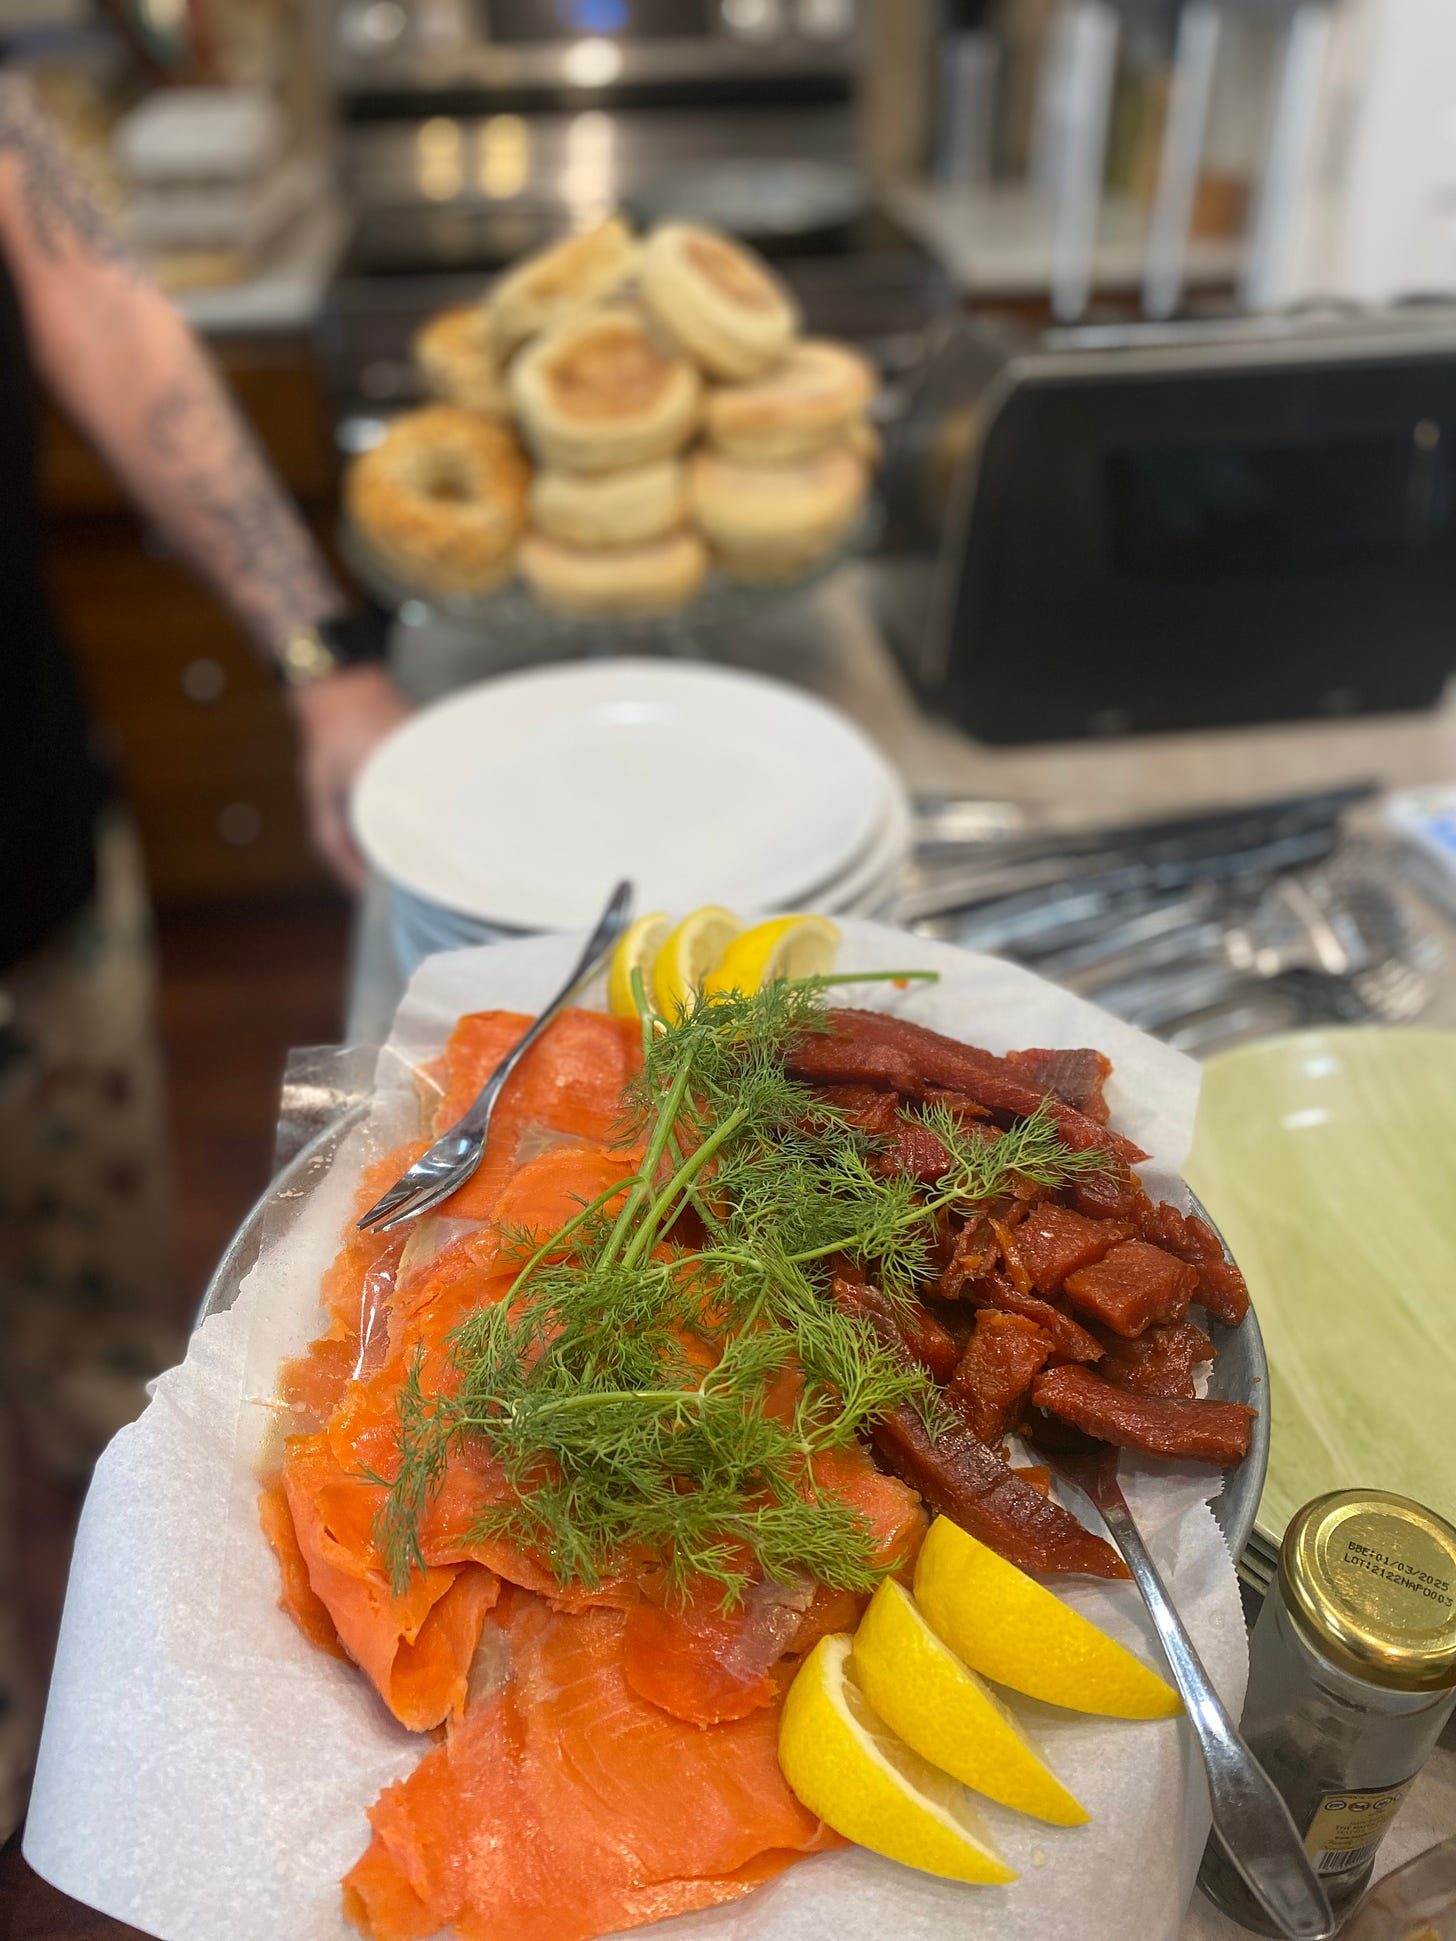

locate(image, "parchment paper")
[[24, 922, 1247, 1941]]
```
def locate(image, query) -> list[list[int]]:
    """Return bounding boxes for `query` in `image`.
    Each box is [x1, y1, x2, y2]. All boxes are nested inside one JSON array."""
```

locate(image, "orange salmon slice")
[[343, 1595, 840, 1941], [431, 1010, 642, 1221]]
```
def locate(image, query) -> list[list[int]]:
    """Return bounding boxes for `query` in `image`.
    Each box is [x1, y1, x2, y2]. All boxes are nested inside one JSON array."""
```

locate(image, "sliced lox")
[[1032, 1364, 1255, 1466], [342, 1596, 838, 1941], [430, 1009, 643, 1221], [282, 1430, 502, 1730], [1062, 1239, 1199, 1338]]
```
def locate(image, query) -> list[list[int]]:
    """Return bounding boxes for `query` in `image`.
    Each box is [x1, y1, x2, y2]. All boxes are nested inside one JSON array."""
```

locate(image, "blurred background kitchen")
[[3, 0, 1456, 1888]]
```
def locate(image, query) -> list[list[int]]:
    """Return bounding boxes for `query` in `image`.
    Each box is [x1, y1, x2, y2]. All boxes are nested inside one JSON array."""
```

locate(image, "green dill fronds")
[[373, 978, 1111, 1604]]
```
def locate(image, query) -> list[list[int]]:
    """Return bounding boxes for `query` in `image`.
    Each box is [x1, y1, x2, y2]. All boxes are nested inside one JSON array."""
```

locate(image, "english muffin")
[[705, 338, 877, 460], [488, 215, 637, 360], [530, 458, 686, 548], [519, 529, 708, 615], [509, 307, 701, 474], [689, 444, 868, 579], [347, 407, 529, 597], [413, 302, 510, 417], [638, 222, 798, 380]]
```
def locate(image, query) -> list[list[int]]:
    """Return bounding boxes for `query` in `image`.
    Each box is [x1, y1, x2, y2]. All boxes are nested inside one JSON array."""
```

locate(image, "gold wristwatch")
[[275, 611, 390, 688]]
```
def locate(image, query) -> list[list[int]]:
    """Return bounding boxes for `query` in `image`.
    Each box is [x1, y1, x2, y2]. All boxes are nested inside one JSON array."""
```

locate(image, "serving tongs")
[[356, 880, 634, 1234], [1043, 1444, 1334, 1941]]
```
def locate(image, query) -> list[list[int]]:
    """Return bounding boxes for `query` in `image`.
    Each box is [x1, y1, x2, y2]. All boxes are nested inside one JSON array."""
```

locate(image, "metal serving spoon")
[[1044, 1444, 1334, 1941], [356, 879, 634, 1234]]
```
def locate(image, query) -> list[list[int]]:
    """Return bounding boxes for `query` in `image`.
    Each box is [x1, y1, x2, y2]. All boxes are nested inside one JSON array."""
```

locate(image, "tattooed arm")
[[0, 74, 408, 886]]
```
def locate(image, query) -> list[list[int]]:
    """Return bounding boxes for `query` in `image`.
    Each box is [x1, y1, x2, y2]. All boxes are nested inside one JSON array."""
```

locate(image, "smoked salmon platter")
[[24, 924, 1264, 1941]]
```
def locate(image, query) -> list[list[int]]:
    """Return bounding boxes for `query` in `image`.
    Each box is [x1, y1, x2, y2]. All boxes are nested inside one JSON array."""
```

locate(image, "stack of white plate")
[[353, 660, 914, 980]]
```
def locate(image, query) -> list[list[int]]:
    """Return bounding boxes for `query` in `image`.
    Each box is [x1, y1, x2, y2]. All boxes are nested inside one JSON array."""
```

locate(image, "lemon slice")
[[852, 1580, 1088, 1826], [703, 914, 841, 997], [607, 912, 672, 1018], [914, 1516, 1181, 1720], [779, 1633, 1017, 1886], [652, 905, 741, 1019]]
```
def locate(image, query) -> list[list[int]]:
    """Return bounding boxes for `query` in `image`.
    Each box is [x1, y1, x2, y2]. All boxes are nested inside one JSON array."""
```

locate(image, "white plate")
[[386, 767, 914, 980], [354, 660, 893, 931]]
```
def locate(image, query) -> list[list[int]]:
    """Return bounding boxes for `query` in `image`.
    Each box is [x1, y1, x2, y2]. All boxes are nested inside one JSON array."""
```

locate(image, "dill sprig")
[[374, 978, 1112, 1602]]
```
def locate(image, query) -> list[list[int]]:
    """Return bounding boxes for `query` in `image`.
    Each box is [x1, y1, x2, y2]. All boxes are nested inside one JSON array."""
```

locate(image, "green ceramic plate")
[[1185, 1027, 1456, 1551]]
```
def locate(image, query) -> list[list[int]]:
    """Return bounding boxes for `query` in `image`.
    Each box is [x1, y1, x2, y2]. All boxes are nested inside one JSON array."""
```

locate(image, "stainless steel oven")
[[881, 308, 1456, 743], [328, 0, 859, 106]]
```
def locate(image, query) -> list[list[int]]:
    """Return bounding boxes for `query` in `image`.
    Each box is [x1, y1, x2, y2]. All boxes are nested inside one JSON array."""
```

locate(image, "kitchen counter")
[[345, 559, 1456, 1042]]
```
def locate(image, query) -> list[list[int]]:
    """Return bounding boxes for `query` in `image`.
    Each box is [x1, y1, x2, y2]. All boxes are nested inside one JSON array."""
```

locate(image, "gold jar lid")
[[1280, 1490, 1456, 1692]]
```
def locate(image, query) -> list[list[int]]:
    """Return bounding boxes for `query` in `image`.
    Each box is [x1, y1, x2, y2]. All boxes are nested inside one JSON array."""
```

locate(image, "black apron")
[[0, 248, 113, 971]]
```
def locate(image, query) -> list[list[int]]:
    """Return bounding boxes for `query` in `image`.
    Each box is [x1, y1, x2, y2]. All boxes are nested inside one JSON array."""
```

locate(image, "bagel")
[[509, 307, 700, 474], [529, 458, 686, 548], [638, 223, 798, 380], [704, 338, 877, 460], [519, 529, 707, 615], [488, 215, 637, 360], [689, 444, 868, 579], [347, 406, 529, 597], [413, 302, 510, 417]]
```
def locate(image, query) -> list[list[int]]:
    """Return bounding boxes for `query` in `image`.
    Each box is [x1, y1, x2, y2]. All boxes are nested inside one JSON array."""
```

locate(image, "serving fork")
[[357, 879, 634, 1234], [1043, 1443, 1334, 1941]]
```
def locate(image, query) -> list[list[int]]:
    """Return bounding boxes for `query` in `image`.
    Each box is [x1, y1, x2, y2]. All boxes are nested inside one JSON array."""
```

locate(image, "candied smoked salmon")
[[344, 1598, 839, 1941]]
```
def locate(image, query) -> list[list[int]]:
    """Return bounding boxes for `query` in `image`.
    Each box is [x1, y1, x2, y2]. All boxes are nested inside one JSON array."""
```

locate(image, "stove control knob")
[[720, 0, 783, 41], [795, 0, 854, 37], [338, 0, 408, 55]]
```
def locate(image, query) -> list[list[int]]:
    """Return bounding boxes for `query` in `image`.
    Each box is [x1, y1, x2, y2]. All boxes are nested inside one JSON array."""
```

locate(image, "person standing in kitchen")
[[0, 71, 409, 1832]]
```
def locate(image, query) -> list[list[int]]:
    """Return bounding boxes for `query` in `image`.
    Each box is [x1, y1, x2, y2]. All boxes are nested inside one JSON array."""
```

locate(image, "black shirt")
[[0, 247, 113, 972]]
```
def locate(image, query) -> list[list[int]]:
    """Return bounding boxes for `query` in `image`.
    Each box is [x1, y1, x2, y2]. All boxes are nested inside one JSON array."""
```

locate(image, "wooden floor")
[[157, 894, 352, 1315], [12, 891, 352, 1828]]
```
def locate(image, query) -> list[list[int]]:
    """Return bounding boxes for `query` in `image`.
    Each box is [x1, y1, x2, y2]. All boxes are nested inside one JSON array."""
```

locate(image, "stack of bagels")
[[345, 214, 877, 615]]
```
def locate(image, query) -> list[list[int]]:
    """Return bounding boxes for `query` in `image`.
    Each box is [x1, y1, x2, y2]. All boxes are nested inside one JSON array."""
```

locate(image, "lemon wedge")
[[913, 1516, 1181, 1720], [652, 905, 741, 1019], [778, 1633, 1017, 1886], [703, 914, 841, 997], [607, 912, 672, 1018], [852, 1580, 1088, 1826]]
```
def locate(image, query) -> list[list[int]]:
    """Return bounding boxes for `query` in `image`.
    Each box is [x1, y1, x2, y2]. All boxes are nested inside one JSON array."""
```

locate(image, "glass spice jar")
[[1199, 1489, 1456, 1935]]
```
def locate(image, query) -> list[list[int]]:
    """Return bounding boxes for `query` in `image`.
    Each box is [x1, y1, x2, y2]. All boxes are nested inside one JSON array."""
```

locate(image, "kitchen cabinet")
[[40, 335, 337, 905]]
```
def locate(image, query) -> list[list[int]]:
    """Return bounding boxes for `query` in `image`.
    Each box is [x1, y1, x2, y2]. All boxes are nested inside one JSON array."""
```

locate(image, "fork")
[[356, 879, 634, 1234], [1042, 1444, 1334, 1941]]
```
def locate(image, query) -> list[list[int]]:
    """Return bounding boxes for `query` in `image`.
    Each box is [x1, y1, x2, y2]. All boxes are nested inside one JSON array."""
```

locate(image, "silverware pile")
[[893, 786, 1449, 1054]]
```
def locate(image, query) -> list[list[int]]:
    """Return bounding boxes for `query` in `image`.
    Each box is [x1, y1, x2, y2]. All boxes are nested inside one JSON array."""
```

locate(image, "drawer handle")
[[217, 802, 263, 847], [182, 658, 227, 703]]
